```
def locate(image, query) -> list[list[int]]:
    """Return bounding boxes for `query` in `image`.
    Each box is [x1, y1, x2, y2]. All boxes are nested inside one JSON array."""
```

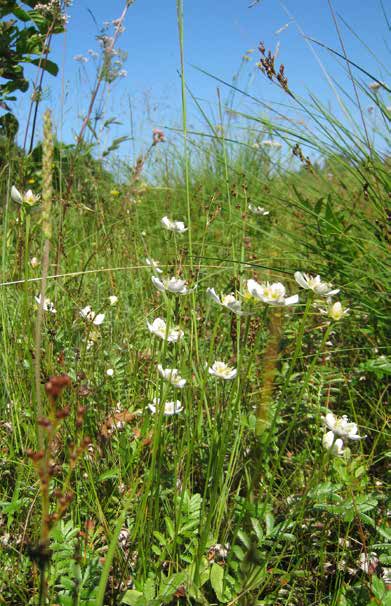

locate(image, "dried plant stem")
[[255, 309, 283, 436], [34, 109, 54, 466], [55, 0, 133, 272]]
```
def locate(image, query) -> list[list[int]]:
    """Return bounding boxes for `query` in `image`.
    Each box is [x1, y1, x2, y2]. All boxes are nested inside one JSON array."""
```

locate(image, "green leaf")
[[210, 563, 224, 601], [98, 468, 119, 482], [159, 571, 187, 602], [143, 576, 156, 601], [371, 575, 386, 600], [11, 6, 30, 21], [165, 516, 175, 540], [28, 57, 59, 76], [121, 590, 143, 605]]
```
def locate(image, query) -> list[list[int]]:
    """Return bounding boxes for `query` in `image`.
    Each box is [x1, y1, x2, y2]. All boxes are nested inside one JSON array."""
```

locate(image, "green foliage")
[[0, 0, 64, 110], [48, 520, 102, 606]]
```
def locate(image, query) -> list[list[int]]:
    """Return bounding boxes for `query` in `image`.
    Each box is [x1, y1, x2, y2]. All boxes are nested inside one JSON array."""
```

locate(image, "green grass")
[[1, 8, 391, 606]]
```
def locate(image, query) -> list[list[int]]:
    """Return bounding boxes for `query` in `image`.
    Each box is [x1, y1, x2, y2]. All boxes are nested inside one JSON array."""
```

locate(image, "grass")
[[1, 6, 391, 606]]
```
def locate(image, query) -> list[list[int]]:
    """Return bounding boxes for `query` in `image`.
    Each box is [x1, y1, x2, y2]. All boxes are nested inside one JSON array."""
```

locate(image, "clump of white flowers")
[[294, 272, 340, 297], [206, 288, 247, 315], [323, 412, 365, 441], [152, 276, 195, 295], [208, 361, 237, 380], [247, 279, 299, 306], [148, 398, 183, 415], [80, 306, 105, 326], [35, 294, 56, 314], [147, 318, 184, 343], [322, 411, 366, 456], [248, 204, 270, 216], [12, 185, 40, 207], [161, 216, 187, 233], [157, 365, 186, 388], [108, 295, 118, 306]]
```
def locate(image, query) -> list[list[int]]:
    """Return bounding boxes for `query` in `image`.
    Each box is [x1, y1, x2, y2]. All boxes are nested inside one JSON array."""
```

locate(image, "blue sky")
[[11, 0, 391, 157]]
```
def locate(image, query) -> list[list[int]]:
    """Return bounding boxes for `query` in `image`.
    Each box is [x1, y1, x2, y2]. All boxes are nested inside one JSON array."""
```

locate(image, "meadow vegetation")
[[0, 2, 391, 605]]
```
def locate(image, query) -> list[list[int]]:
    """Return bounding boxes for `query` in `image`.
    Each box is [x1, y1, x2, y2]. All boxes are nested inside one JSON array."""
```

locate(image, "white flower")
[[323, 412, 365, 441], [30, 257, 39, 268], [368, 81, 384, 91], [247, 279, 299, 306], [157, 364, 186, 388], [11, 186, 40, 207], [35, 294, 56, 314], [106, 368, 114, 376], [323, 431, 344, 455], [148, 397, 183, 415], [248, 204, 270, 216], [208, 361, 237, 380], [73, 54, 88, 63], [152, 275, 195, 295], [147, 318, 184, 342], [108, 295, 118, 306], [161, 216, 187, 233], [294, 272, 339, 297], [262, 139, 282, 148], [325, 301, 350, 321], [146, 257, 163, 274], [80, 306, 105, 326], [207, 288, 246, 315]]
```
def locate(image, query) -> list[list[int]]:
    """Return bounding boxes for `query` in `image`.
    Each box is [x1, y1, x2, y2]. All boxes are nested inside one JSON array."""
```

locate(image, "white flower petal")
[[11, 185, 23, 204]]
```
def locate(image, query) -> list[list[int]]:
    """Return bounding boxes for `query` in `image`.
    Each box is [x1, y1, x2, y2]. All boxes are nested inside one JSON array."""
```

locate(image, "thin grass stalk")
[[33, 108, 53, 606]]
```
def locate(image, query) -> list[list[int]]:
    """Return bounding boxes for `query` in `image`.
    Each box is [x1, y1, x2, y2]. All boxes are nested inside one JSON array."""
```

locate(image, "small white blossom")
[[208, 361, 237, 380], [35, 294, 56, 314], [157, 364, 186, 388], [106, 368, 114, 377], [323, 412, 365, 441], [323, 431, 344, 455], [161, 216, 187, 233], [147, 318, 184, 343], [148, 397, 183, 415], [152, 276, 195, 295], [324, 301, 350, 321], [294, 272, 339, 297], [207, 288, 246, 315], [108, 295, 118, 306], [368, 81, 384, 91], [30, 257, 39, 268], [146, 257, 163, 274], [248, 204, 270, 216], [247, 279, 299, 306], [11, 186, 40, 207], [80, 306, 105, 326], [262, 139, 282, 148], [73, 54, 88, 63]]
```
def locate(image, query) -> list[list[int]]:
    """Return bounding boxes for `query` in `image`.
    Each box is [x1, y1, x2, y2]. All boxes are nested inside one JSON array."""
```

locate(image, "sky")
[[9, 0, 391, 159]]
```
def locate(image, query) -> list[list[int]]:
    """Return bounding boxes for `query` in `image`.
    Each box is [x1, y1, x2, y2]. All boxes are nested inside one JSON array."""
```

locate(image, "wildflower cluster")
[[322, 412, 365, 455], [35, 0, 72, 27]]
